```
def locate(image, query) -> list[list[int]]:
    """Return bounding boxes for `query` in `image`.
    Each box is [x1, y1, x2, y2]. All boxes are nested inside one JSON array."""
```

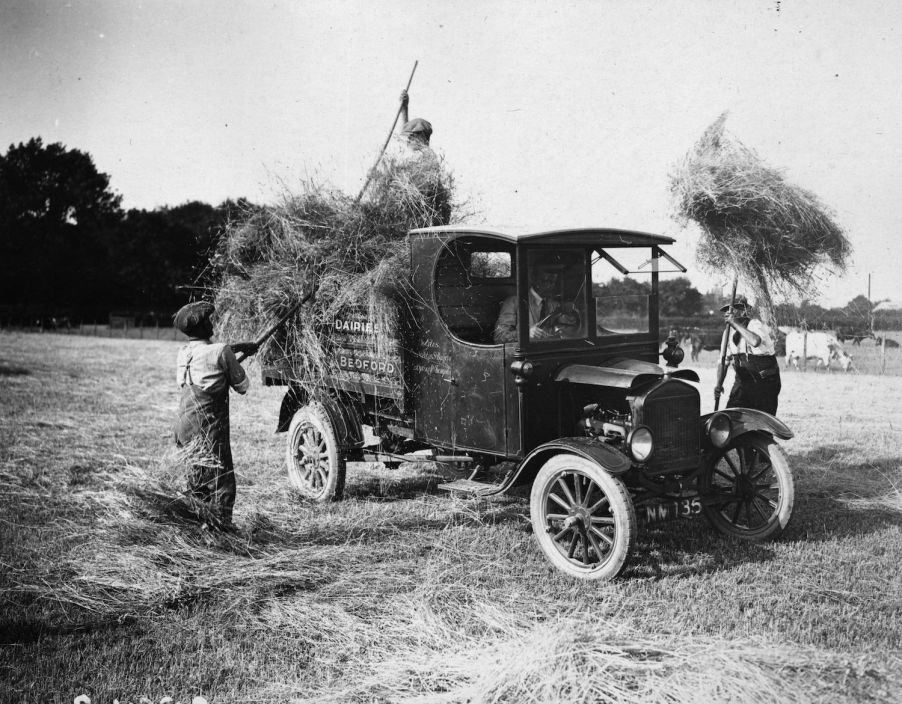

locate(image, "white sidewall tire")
[[285, 402, 346, 501], [530, 454, 636, 581]]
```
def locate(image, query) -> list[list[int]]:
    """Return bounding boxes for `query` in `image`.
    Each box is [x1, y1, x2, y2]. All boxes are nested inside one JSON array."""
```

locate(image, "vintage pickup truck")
[[262, 226, 795, 580]]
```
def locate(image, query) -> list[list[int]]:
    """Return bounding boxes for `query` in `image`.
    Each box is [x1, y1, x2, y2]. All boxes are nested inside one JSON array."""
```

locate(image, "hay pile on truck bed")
[[209, 158, 457, 399]]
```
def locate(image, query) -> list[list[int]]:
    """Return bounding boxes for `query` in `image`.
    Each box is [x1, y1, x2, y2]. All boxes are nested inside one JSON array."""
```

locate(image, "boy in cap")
[[173, 301, 258, 528], [717, 295, 782, 415]]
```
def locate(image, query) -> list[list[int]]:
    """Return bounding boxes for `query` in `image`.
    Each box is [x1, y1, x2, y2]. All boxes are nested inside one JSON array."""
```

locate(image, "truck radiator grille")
[[633, 381, 699, 473]]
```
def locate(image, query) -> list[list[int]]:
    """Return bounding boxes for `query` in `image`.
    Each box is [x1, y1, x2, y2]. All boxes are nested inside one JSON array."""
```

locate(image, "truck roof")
[[408, 226, 676, 247]]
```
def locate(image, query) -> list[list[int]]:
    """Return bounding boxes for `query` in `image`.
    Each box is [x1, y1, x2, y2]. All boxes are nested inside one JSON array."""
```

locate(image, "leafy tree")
[[594, 277, 651, 314], [658, 277, 703, 317], [0, 138, 122, 307], [105, 200, 240, 312], [843, 295, 873, 322]]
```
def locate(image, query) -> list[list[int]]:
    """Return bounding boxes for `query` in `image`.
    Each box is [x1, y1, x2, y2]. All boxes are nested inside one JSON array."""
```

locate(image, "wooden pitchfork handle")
[[355, 60, 419, 203], [235, 292, 313, 364], [713, 277, 739, 410]]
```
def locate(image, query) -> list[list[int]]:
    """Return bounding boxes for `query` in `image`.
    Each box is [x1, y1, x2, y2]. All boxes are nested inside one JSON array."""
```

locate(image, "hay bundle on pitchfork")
[[670, 113, 851, 407]]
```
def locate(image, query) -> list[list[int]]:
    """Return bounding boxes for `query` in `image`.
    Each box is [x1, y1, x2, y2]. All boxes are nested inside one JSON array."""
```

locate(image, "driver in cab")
[[493, 262, 582, 343]]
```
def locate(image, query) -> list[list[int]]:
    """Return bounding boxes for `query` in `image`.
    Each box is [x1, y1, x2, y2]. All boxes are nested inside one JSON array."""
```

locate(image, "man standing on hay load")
[[718, 295, 782, 415], [173, 302, 258, 529], [377, 89, 451, 226]]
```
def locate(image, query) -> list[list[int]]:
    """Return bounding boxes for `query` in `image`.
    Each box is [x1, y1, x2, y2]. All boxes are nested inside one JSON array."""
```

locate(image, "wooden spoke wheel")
[[285, 403, 346, 501], [530, 454, 636, 581], [701, 432, 794, 541]]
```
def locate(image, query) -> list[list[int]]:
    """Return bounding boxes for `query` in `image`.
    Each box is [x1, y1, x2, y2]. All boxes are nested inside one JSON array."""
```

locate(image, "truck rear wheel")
[[285, 402, 346, 501], [530, 454, 636, 580]]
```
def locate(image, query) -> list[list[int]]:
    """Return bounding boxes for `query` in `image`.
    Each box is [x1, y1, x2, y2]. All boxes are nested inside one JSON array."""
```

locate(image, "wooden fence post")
[[801, 331, 807, 372], [881, 335, 887, 375]]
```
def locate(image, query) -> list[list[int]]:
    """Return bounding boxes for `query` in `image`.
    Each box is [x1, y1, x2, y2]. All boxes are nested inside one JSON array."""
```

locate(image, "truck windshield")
[[526, 249, 587, 343], [592, 248, 653, 335]]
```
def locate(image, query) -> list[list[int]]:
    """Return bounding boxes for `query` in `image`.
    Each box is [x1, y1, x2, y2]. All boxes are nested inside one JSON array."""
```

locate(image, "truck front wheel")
[[285, 403, 347, 501], [700, 431, 793, 541], [530, 454, 636, 580]]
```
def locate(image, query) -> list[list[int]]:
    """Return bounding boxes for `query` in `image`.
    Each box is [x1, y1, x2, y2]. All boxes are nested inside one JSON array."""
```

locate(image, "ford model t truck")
[[263, 227, 795, 580]]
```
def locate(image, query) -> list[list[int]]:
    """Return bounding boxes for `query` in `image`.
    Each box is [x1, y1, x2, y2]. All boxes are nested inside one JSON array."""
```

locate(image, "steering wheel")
[[540, 309, 582, 337]]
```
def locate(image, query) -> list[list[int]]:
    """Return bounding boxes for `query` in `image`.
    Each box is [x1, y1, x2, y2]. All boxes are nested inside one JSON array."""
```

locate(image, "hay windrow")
[[208, 156, 461, 396], [670, 113, 851, 323]]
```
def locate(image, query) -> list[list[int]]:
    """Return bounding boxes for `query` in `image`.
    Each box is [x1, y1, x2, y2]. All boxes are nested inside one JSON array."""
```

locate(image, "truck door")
[[410, 235, 515, 455], [447, 342, 507, 453]]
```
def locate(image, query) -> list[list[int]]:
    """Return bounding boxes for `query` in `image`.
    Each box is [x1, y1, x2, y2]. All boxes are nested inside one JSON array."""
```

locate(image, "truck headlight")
[[706, 412, 732, 449], [627, 426, 654, 462]]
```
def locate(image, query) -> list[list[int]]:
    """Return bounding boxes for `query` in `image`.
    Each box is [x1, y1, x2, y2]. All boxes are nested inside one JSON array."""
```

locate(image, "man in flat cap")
[[173, 301, 258, 529], [717, 295, 782, 415], [371, 89, 450, 225]]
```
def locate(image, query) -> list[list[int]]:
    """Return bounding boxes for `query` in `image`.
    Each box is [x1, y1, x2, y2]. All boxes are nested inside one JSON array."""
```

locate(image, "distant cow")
[[876, 336, 900, 349], [835, 328, 875, 346], [785, 330, 854, 372]]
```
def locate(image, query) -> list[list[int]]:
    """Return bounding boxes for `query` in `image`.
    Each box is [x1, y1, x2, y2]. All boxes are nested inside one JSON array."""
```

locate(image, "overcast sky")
[[2, 0, 899, 307]]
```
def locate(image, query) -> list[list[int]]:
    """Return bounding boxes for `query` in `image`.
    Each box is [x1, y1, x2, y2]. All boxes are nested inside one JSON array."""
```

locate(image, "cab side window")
[[434, 241, 514, 344]]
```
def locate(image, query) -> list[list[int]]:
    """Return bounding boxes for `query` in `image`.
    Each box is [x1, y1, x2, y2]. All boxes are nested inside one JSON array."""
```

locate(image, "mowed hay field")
[[1, 332, 901, 703]]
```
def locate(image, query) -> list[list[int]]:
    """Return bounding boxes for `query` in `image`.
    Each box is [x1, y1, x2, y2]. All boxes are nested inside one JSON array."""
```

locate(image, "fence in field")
[[1, 319, 188, 342]]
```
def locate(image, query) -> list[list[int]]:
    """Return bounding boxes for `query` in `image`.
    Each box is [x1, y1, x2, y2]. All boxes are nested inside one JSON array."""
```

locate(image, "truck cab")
[[406, 226, 691, 465]]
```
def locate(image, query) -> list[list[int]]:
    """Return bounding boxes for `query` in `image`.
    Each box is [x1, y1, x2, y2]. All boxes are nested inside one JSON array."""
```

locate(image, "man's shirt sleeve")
[[494, 296, 518, 343], [748, 319, 776, 355], [220, 345, 250, 394]]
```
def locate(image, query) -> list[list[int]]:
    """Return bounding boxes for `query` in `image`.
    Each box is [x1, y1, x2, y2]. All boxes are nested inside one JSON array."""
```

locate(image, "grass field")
[[1, 332, 901, 703]]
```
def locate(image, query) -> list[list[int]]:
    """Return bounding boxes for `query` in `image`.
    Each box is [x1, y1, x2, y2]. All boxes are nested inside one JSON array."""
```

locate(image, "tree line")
[[0, 138, 250, 323], [2, 137, 898, 331]]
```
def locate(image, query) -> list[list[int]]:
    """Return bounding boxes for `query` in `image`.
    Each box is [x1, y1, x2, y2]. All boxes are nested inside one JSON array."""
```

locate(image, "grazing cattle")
[[835, 328, 875, 346], [876, 336, 900, 349], [785, 330, 854, 372]]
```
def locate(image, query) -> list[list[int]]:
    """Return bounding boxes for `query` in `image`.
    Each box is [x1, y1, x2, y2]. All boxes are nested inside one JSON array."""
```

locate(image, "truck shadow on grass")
[[625, 519, 773, 580], [784, 444, 902, 541], [341, 460, 526, 502], [341, 462, 460, 501], [625, 445, 902, 579], [0, 360, 30, 376]]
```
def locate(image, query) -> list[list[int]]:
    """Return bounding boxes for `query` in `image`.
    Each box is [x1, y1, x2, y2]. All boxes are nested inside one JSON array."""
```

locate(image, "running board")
[[362, 451, 474, 465], [437, 479, 503, 495], [437, 469, 517, 497]]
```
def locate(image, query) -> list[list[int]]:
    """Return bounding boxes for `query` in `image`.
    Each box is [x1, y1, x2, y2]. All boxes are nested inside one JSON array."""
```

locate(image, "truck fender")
[[277, 385, 307, 432], [700, 408, 793, 449], [278, 387, 365, 450], [509, 437, 632, 489]]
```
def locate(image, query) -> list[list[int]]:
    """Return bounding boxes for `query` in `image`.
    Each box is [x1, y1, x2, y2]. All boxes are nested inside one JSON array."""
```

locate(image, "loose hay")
[[208, 156, 463, 396], [276, 598, 901, 704], [670, 113, 851, 323]]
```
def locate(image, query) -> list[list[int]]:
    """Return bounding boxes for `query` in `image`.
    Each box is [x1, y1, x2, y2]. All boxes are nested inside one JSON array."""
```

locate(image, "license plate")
[[642, 497, 702, 524]]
